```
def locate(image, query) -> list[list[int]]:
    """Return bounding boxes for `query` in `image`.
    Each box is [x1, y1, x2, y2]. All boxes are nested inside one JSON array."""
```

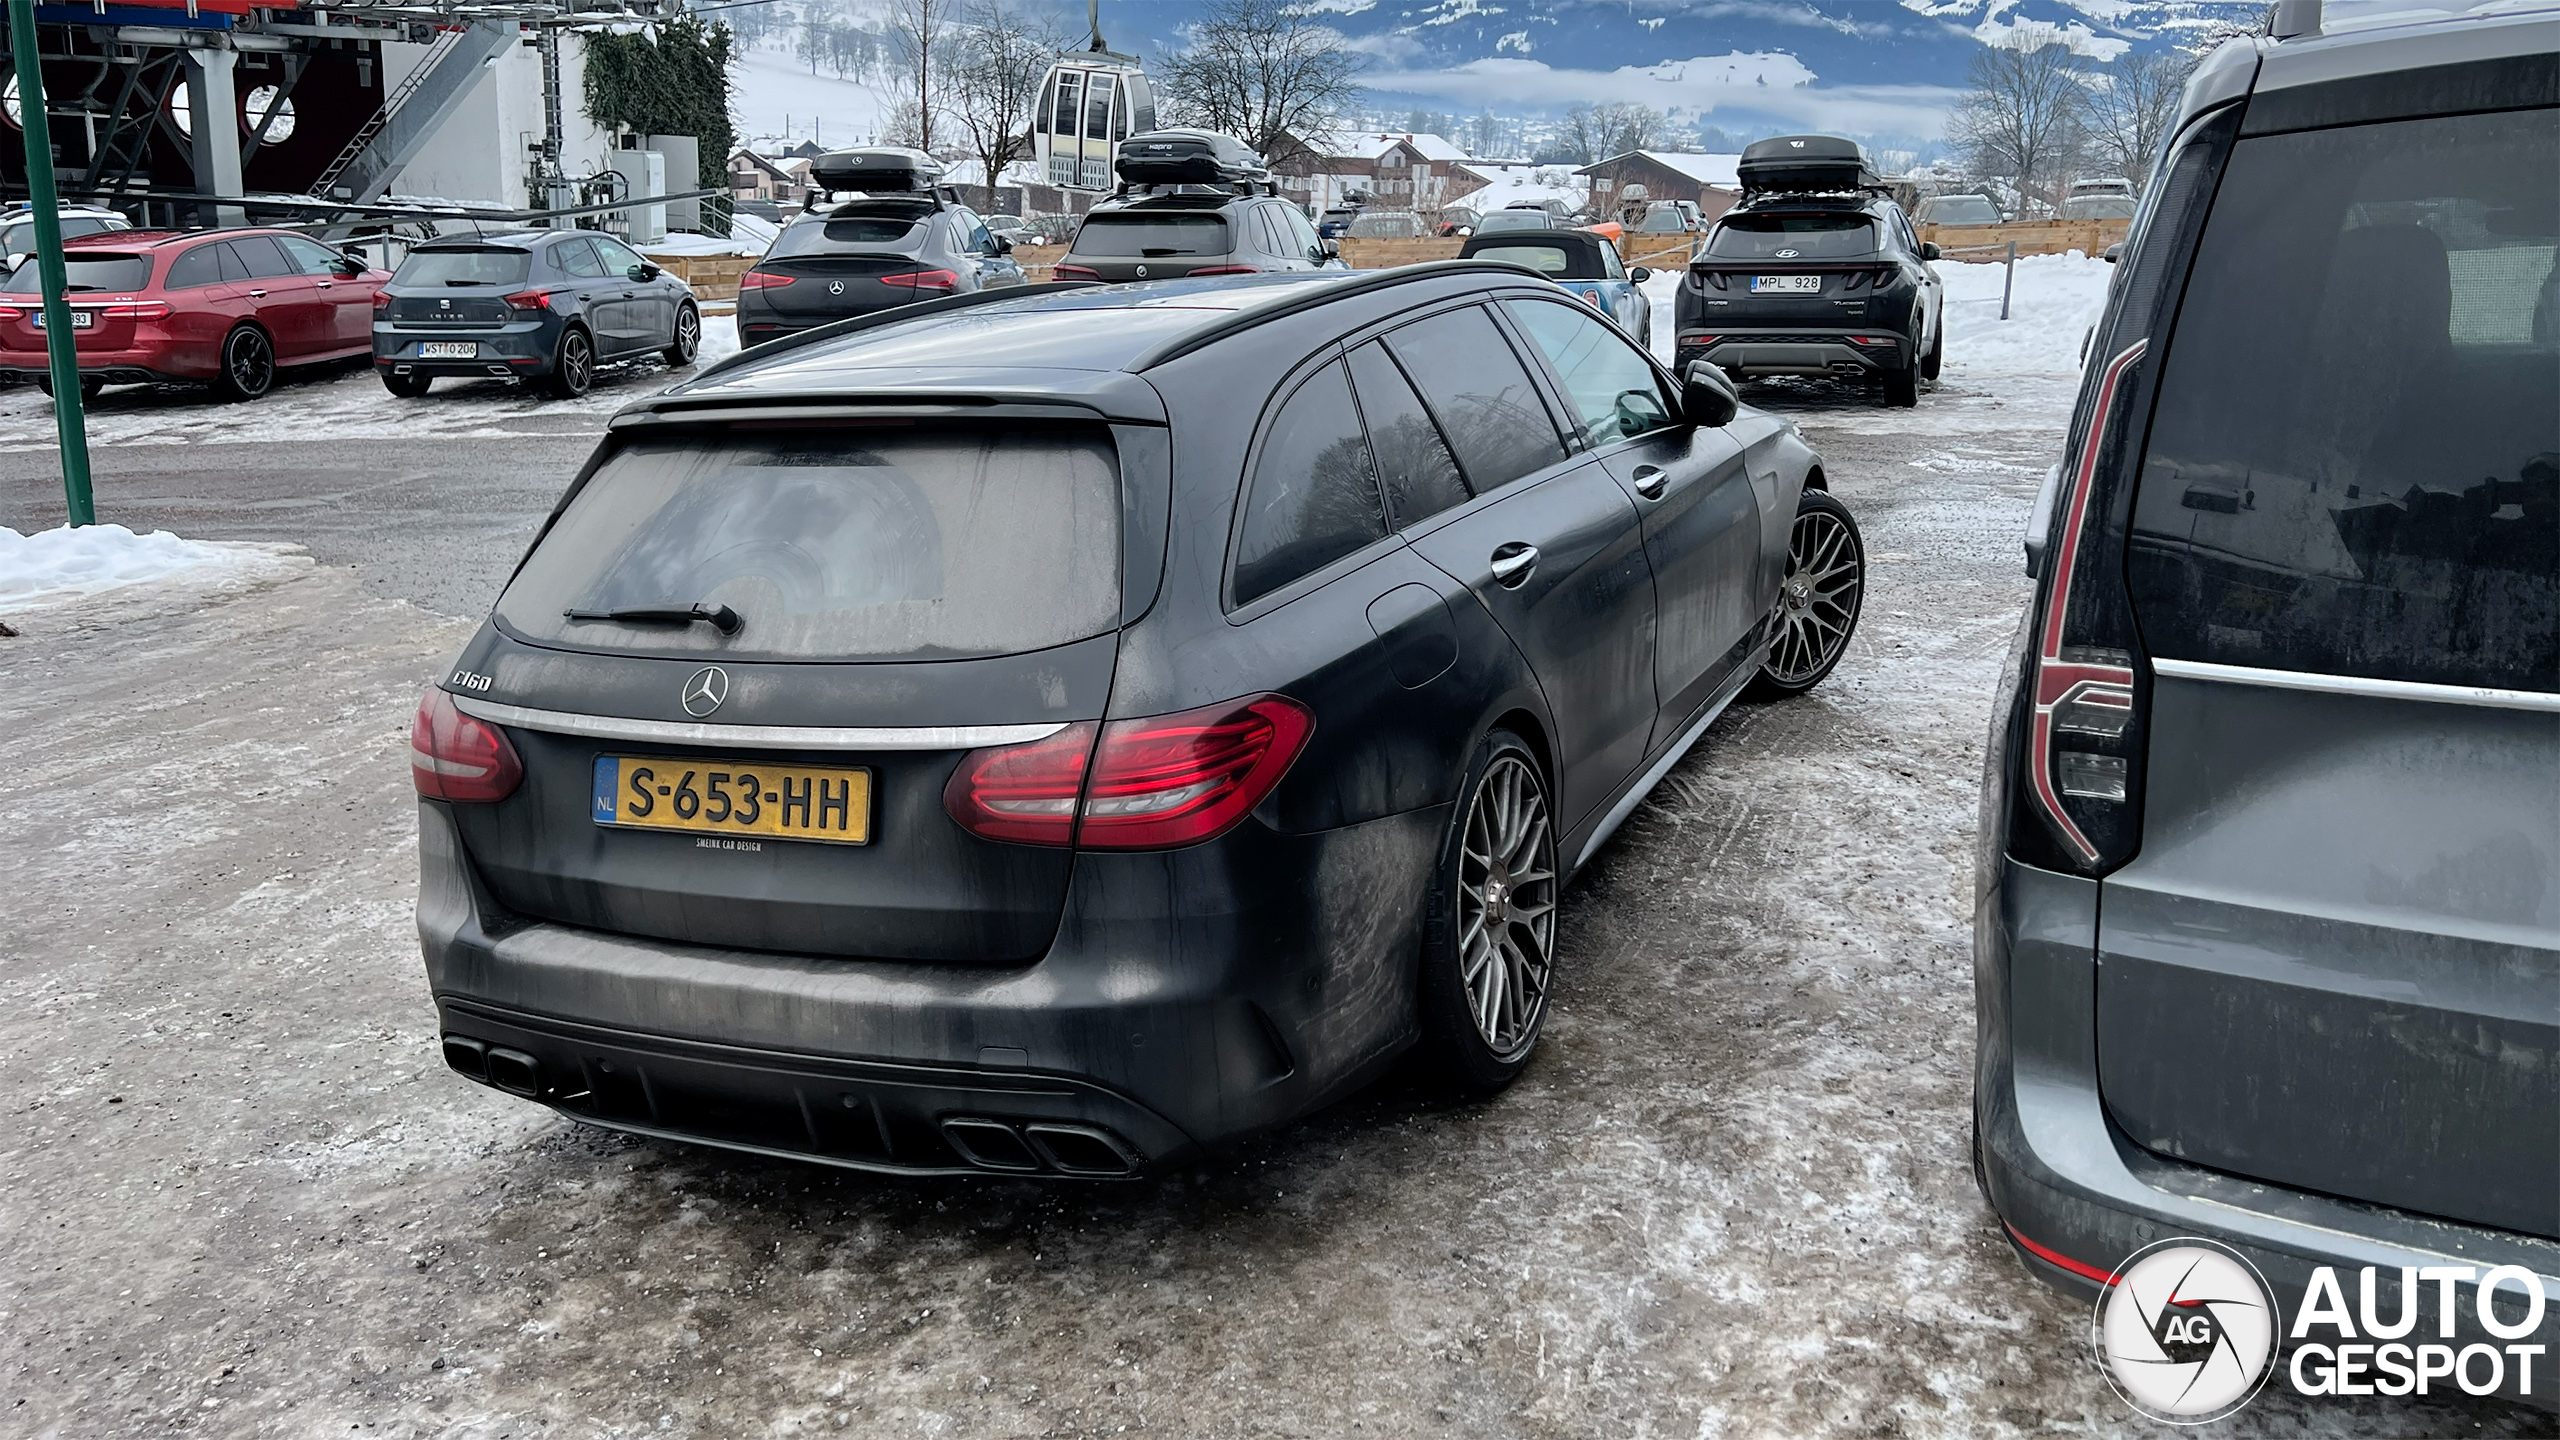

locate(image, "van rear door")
[[2099, 98, 2559, 1238]]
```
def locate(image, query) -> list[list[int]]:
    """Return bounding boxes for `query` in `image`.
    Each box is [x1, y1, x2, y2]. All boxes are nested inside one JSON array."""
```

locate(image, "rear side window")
[[496, 426, 1123, 662], [1705, 214, 1875, 260], [4, 253, 150, 293], [1234, 361, 1385, 606], [1071, 214, 1230, 258], [1504, 299, 1674, 446], [395, 248, 531, 288], [164, 244, 224, 290], [1382, 306, 1568, 493], [2127, 106, 2559, 692], [554, 240, 612, 279], [1346, 342, 1469, 528]]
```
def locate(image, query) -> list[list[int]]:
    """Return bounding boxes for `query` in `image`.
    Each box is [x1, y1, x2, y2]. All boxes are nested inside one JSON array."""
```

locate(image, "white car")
[[1, 205, 133, 274]]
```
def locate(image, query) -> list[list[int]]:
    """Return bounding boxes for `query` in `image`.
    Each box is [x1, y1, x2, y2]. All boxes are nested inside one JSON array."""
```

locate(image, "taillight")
[[410, 687, 523, 803], [0, 305, 19, 321], [1185, 264, 1255, 277], [738, 270, 794, 290], [2017, 339, 2146, 869], [99, 300, 169, 320], [881, 269, 958, 290], [941, 722, 1097, 846], [1841, 270, 1870, 290], [371, 291, 392, 312], [942, 695, 1314, 850], [502, 290, 553, 312], [1052, 264, 1102, 281], [1702, 270, 1727, 290]]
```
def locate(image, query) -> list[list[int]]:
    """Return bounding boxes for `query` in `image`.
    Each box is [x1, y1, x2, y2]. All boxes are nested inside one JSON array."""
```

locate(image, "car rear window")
[[395, 248, 532, 287], [765, 214, 926, 255], [1705, 213, 1876, 259], [5, 252, 150, 293], [1070, 213, 1230, 257], [497, 426, 1123, 662], [1921, 198, 1999, 225], [2126, 105, 2558, 693], [1469, 242, 1603, 279]]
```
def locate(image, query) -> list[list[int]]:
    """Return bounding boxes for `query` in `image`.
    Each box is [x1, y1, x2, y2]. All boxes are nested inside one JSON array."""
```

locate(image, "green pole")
[[7, 0, 95, 527]]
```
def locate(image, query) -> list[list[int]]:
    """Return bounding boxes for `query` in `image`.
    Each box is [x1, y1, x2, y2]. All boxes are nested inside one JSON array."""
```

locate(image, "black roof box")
[[1115, 129, 1267, 188], [807, 146, 944, 193], [1737, 135, 1881, 195]]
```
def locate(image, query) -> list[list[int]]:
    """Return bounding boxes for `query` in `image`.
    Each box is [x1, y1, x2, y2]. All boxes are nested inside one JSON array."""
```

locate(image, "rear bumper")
[[374, 320, 554, 377], [0, 342, 202, 384], [417, 798, 1443, 1176], [1975, 856, 2560, 1410], [1675, 328, 1902, 376]]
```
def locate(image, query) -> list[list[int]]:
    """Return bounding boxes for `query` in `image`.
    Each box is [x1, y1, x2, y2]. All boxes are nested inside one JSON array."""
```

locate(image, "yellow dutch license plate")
[[591, 754, 871, 845]]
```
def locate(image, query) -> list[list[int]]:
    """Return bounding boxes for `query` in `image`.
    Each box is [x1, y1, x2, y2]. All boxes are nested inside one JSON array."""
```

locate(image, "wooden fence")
[[1916, 218, 2131, 258], [643, 252, 755, 302]]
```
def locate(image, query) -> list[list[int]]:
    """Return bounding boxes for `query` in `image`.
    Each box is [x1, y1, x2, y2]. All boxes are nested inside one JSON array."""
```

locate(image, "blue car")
[[1458, 228, 1654, 350]]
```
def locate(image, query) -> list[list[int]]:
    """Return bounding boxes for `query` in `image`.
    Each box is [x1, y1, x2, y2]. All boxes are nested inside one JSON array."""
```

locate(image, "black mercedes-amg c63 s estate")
[[413, 264, 1864, 1176]]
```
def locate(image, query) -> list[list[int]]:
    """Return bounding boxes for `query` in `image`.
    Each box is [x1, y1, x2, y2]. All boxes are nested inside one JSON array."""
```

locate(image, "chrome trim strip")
[[2151, 658, 2560, 715], [451, 697, 1068, 751]]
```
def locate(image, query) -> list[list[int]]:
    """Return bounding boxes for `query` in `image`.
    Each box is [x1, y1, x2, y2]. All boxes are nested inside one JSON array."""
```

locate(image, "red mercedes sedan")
[[0, 227, 389, 401]]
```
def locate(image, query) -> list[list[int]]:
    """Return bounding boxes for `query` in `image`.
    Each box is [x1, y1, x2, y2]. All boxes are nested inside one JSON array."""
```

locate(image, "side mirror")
[[994, 235, 1014, 255], [1919, 241, 1942, 261], [1680, 359, 1739, 428], [1322, 241, 1340, 261], [630, 262, 660, 281], [333, 255, 366, 277], [2103, 242, 2124, 264], [1629, 266, 1651, 284], [2024, 463, 2062, 577]]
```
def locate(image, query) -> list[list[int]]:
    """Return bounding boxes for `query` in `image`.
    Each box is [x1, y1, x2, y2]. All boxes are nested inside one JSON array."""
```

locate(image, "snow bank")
[[0, 523, 284, 612], [1935, 251, 2114, 387]]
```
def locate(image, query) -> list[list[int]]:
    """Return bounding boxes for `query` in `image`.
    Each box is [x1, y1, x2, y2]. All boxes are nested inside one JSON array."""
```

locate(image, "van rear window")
[[497, 426, 1122, 662], [2126, 106, 2558, 693]]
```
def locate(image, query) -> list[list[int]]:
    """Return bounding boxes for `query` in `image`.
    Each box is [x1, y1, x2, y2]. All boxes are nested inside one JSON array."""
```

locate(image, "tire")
[[1416, 730, 1561, 1095], [35, 374, 104, 403], [1745, 488, 1866, 701], [545, 326, 593, 399], [213, 325, 275, 401], [1882, 358, 1919, 407], [381, 371, 433, 398], [1921, 319, 1943, 381], [663, 303, 701, 367]]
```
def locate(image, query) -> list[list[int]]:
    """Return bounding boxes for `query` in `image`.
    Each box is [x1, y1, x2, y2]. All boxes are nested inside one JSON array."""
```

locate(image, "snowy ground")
[[1, 256, 2542, 1439], [0, 522, 302, 613]]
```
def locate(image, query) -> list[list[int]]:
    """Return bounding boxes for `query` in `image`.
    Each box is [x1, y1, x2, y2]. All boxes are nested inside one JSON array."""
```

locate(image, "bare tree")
[[2078, 50, 2194, 185], [1544, 101, 1665, 164], [884, 0, 956, 151], [948, 0, 1066, 208], [1947, 40, 2087, 213], [1155, 0, 1366, 163]]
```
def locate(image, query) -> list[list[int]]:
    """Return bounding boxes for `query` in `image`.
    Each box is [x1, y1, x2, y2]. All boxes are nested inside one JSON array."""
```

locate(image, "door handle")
[[315, 281, 332, 289], [1631, 464, 1668, 500], [247, 288, 267, 298], [1489, 542, 1539, 588]]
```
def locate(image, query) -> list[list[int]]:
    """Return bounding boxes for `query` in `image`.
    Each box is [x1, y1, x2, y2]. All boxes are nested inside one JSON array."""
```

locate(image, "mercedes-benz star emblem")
[[681, 665, 730, 718], [829, 279, 845, 295]]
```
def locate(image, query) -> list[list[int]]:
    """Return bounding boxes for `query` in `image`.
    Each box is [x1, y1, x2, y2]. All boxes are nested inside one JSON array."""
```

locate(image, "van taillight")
[[942, 695, 1315, 850], [411, 688, 523, 803], [2017, 339, 2145, 870]]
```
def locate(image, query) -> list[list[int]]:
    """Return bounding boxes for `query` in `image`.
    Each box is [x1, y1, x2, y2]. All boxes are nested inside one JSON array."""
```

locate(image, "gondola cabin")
[[1034, 51, 1155, 192]]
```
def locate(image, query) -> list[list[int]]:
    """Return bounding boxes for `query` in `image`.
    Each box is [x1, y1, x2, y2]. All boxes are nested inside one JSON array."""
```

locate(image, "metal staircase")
[[311, 25, 466, 198], [309, 20, 517, 205]]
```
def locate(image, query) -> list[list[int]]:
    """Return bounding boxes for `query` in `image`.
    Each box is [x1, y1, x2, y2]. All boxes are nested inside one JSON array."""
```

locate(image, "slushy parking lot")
[[4, 256, 2546, 1437]]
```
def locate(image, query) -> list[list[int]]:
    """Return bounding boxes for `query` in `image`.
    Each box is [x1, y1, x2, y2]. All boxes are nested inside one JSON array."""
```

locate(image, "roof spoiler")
[[2268, 0, 2321, 39]]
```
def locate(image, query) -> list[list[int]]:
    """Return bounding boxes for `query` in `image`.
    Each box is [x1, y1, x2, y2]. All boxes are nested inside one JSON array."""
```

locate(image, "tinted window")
[[1070, 213, 1230, 258], [276, 234, 347, 276], [1282, 206, 1324, 261], [766, 214, 927, 254], [1254, 207, 1287, 257], [164, 244, 226, 290], [393, 247, 531, 288], [1505, 299, 1673, 446], [229, 235, 298, 279], [1233, 361, 1385, 606], [1705, 213, 1876, 260], [2127, 106, 2559, 692], [4, 253, 149, 293], [497, 426, 1124, 662], [1468, 242, 1602, 278], [1347, 342, 1470, 528], [1381, 307, 1567, 493], [553, 239, 612, 279], [590, 235, 648, 274]]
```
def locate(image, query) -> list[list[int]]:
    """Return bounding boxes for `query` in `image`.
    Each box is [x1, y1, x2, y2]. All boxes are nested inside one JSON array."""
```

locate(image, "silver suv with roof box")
[[1976, 0, 2558, 1409]]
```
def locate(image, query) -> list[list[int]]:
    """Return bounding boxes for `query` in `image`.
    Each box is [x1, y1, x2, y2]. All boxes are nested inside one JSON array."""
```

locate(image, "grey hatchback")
[[1977, 1, 2557, 1408], [373, 230, 701, 398]]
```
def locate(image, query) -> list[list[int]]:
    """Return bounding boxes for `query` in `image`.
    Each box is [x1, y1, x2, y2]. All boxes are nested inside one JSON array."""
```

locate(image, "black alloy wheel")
[[664, 303, 702, 366], [1747, 488, 1865, 700], [382, 371, 433, 398], [546, 327, 593, 399], [215, 326, 275, 401], [1417, 730, 1561, 1093]]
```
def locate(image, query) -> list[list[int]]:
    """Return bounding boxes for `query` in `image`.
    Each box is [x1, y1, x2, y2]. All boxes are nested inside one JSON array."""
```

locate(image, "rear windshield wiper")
[[564, 603, 743, 636], [443, 279, 493, 287]]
